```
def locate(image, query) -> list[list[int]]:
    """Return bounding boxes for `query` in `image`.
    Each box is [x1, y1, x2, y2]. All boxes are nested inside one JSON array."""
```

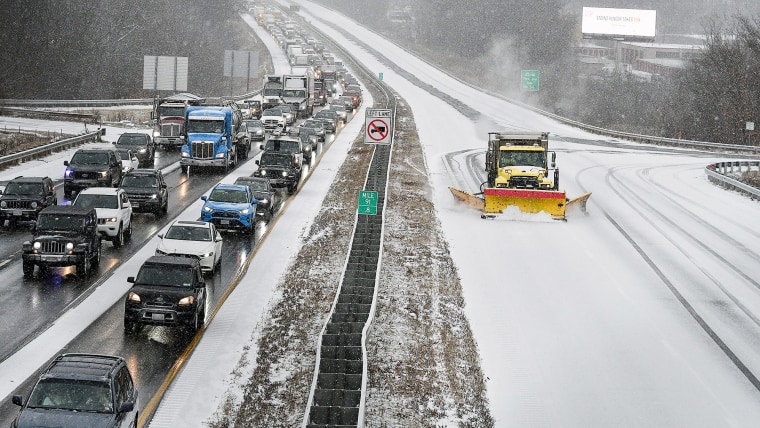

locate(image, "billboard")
[[581, 7, 656, 41], [143, 56, 188, 91]]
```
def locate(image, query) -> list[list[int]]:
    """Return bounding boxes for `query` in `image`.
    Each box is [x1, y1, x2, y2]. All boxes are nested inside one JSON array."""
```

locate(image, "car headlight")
[[128, 292, 141, 303], [156, 249, 167, 255], [139, 148, 147, 153], [64, 168, 73, 178], [240, 208, 250, 215], [200, 252, 213, 258], [33, 241, 41, 250], [256, 130, 263, 135], [65, 242, 74, 251], [258, 198, 269, 205], [259, 170, 267, 177], [281, 171, 288, 177], [178, 296, 195, 306], [0, 201, 5, 208], [150, 194, 158, 199], [105, 217, 117, 223], [100, 171, 108, 178], [203, 206, 213, 212]]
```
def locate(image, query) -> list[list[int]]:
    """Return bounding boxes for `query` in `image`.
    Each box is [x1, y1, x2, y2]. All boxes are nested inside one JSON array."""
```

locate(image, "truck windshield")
[[187, 119, 225, 134], [500, 151, 545, 168], [135, 265, 194, 287], [282, 89, 305, 98], [264, 88, 281, 96], [70, 152, 109, 165], [74, 194, 119, 210], [158, 105, 186, 117]]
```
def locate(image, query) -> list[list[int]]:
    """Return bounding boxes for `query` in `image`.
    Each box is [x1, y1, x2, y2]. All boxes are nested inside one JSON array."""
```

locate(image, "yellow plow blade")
[[484, 188, 567, 219], [448, 187, 485, 210]]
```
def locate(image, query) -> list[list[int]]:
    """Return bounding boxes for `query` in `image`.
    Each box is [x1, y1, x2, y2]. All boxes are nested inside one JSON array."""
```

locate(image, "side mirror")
[[200, 195, 207, 201], [255, 160, 260, 166], [195, 282, 206, 290], [161, 183, 167, 189], [118, 401, 135, 413], [127, 276, 135, 283], [112, 141, 116, 145], [12, 395, 23, 407], [63, 160, 69, 166], [157, 233, 163, 239]]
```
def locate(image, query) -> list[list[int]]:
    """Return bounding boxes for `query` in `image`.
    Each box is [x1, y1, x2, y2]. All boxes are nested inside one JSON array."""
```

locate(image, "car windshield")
[[302, 121, 321, 129], [260, 153, 292, 167], [165, 225, 212, 241], [265, 140, 299, 153], [499, 151, 545, 168], [74, 194, 119, 210], [70, 152, 109, 165], [208, 188, 248, 203], [3, 181, 43, 195], [244, 120, 263, 128], [135, 265, 194, 287], [37, 214, 85, 231], [27, 379, 113, 413], [263, 108, 282, 116], [121, 175, 158, 188], [236, 179, 268, 191], [116, 135, 147, 146]]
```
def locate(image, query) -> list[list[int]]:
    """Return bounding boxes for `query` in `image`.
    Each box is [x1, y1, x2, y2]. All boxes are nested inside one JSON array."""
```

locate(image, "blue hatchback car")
[[200, 183, 258, 234]]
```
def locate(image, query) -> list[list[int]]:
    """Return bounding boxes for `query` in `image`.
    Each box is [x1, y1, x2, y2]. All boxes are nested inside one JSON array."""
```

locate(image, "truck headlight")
[[259, 170, 267, 177], [281, 171, 288, 177], [0, 201, 5, 208], [178, 296, 195, 306], [128, 292, 141, 303], [65, 242, 74, 251], [215, 153, 226, 159], [100, 171, 108, 178], [105, 217, 117, 223], [153, 130, 161, 138], [139, 148, 147, 154], [33, 241, 41, 250], [149, 194, 158, 199], [181, 151, 189, 158]]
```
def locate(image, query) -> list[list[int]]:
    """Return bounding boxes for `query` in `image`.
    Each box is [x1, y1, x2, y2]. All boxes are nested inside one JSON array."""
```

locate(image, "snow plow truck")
[[449, 131, 591, 220]]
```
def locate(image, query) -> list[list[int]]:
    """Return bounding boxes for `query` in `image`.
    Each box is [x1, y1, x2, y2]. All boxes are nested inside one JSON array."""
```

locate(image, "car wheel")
[[124, 319, 138, 335], [91, 243, 101, 266], [112, 224, 124, 248], [76, 257, 89, 277], [22, 261, 34, 278], [124, 218, 133, 242]]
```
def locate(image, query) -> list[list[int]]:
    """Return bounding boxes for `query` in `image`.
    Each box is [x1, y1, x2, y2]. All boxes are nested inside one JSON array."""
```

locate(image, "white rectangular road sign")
[[364, 109, 393, 144]]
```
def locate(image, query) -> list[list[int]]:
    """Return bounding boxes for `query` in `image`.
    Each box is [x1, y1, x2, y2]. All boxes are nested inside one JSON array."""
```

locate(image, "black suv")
[[0, 176, 57, 228], [254, 151, 302, 194], [119, 169, 168, 216], [113, 132, 155, 167], [234, 176, 279, 221], [63, 147, 122, 197], [22, 205, 102, 277], [124, 256, 207, 333], [11, 353, 138, 428]]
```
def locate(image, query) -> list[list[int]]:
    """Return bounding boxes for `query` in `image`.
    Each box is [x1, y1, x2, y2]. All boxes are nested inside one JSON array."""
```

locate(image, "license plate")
[[41, 255, 59, 261], [152, 313, 165, 321], [131, 203, 139, 208], [220, 220, 230, 225], [12, 210, 22, 216]]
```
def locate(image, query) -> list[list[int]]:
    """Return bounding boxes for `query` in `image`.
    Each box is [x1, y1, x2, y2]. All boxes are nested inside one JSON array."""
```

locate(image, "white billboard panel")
[[143, 56, 188, 91], [582, 7, 656, 41]]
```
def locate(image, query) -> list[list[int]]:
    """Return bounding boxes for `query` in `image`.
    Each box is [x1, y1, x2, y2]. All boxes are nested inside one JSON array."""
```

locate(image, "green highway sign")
[[521, 70, 540, 91], [358, 190, 378, 215]]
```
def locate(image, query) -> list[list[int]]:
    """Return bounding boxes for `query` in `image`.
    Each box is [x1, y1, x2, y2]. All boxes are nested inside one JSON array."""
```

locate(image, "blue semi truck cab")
[[180, 104, 250, 173]]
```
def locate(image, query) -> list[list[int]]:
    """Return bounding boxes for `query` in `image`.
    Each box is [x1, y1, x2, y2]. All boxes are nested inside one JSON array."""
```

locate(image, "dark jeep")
[[63, 147, 122, 197], [119, 169, 169, 216], [21, 205, 102, 278], [114, 132, 155, 167], [0, 176, 57, 228], [11, 353, 138, 428], [124, 256, 207, 333], [254, 151, 302, 194]]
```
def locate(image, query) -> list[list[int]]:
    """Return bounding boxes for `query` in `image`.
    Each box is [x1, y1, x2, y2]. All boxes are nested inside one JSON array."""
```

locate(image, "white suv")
[[73, 187, 133, 247]]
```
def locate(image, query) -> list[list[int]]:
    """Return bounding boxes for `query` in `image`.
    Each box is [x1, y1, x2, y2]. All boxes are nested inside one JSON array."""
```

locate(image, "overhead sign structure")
[[521, 70, 540, 91], [358, 190, 378, 215], [364, 108, 393, 144], [223, 50, 260, 78], [143, 56, 188, 91], [581, 7, 656, 41]]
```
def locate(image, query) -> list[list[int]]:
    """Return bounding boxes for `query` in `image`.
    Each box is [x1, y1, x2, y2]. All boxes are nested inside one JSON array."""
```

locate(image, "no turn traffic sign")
[[364, 108, 393, 144]]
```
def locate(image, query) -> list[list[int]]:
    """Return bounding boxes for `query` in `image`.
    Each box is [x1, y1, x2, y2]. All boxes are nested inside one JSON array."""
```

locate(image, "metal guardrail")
[[0, 98, 152, 107], [0, 128, 105, 170], [0, 107, 100, 123], [705, 161, 760, 199]]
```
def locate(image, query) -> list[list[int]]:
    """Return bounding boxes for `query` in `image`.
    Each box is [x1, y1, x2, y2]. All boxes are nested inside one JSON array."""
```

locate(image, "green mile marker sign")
[[520, 70, 540, 91], [358, 190, 378, 215]]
